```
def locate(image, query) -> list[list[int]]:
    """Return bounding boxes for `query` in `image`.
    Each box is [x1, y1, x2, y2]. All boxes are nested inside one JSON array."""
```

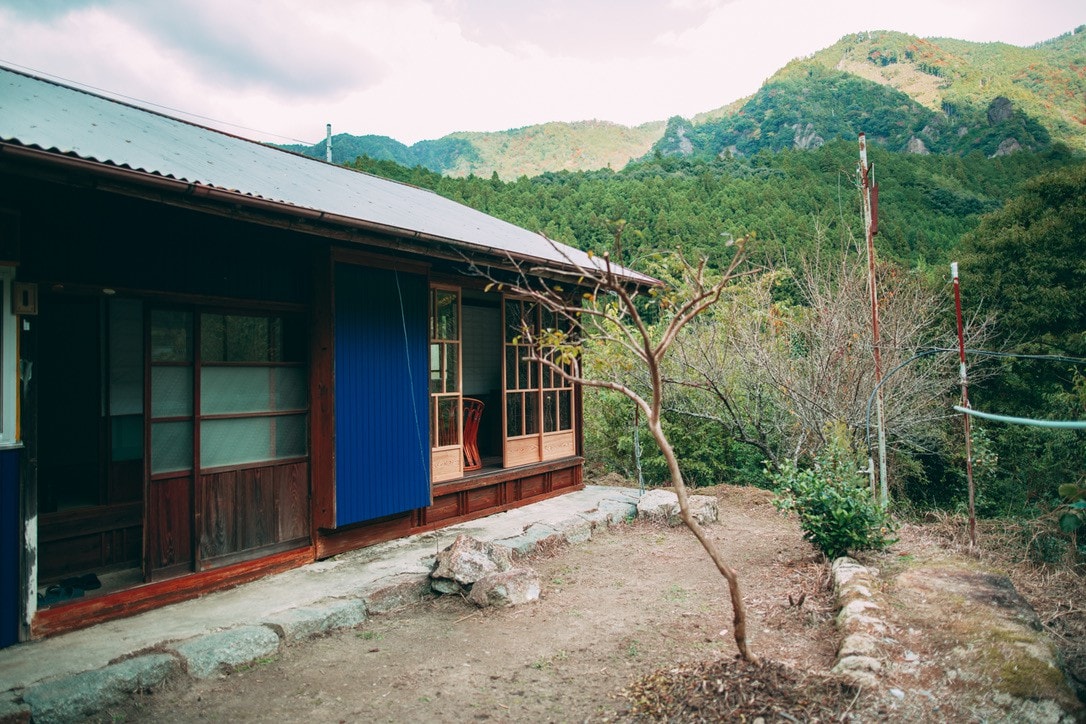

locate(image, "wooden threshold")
[[32, 545, 315, 638]]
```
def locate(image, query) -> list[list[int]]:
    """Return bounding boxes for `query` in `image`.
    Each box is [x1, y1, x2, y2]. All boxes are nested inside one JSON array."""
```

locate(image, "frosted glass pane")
[[202, 367, 269, 414], [201, 414, 307, 467], [274, 368, 307, 410], [201, 367, 306, 414], [109, 299, 143, 415], [152, 366, 192, 417], [275, 414, 308, 457], [152, 421, 192, 474], [202, 417, 271, 467]]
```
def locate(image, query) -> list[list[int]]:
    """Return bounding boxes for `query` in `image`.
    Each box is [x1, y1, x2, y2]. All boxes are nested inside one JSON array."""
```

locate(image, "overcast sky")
[[1, 0, 1082, 145]]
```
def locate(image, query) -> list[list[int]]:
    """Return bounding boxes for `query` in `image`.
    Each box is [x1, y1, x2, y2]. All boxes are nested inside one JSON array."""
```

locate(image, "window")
[[429, 287, 462, 481], [149, 309, 308, 475], [199, 313, 307, 468], [502, 297, 577, 467]]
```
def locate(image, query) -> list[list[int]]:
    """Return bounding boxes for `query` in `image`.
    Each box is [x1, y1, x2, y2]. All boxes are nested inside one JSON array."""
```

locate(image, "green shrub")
[[769, 429, 895, 559]]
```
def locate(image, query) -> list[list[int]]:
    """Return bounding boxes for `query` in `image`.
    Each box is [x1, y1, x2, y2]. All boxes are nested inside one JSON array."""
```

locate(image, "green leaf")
[[1058, 483, 1080, 499], [1058, 512, 1083, 533]]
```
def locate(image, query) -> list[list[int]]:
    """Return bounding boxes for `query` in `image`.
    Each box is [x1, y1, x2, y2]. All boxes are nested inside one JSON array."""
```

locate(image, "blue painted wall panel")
[[0, 449, 19, 648], [334, 265, 430, 527]]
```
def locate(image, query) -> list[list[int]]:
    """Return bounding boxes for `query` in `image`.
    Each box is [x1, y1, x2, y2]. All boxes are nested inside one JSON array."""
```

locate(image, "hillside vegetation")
[[280, 26, 1085, 177]]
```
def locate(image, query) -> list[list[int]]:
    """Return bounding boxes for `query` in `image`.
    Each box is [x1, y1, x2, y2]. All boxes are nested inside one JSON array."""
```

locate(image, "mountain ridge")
[[278, 26, 1085, 177]]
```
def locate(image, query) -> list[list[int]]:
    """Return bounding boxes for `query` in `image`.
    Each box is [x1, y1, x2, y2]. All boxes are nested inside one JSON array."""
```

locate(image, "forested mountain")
[[280, 26, 1085, 178], [658, 28, 1086, 160], [277, 120, 663, 179], [350, 138, 1077, 271]]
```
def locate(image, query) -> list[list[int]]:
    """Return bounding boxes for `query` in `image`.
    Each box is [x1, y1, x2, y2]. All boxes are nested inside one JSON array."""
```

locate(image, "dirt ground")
[[104, 484, 1084, 722]]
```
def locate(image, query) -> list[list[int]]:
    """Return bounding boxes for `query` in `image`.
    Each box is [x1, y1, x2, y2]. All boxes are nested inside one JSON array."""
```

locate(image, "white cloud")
[[0, 0, 1081, 145]]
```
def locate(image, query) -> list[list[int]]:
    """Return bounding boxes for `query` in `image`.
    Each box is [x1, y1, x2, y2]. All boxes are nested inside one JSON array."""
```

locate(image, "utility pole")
[[858, 133, 888, 507], [325, 123, 333, 163], [951, 262, 977, 547]]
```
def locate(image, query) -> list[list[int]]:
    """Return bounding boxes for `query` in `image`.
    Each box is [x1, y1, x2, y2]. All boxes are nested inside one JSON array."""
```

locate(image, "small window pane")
[[151, 309, 192, 362], [202, 366, 270, 414], [505, 346, 517, 390], [152, 420, 192, 474], [430, 343, 442, 393], [559, 390, 572, 431], [201, 313, 226, 361], [543, 390, 557, 433], [274, 414, 308, 459], [111, 414, 143, 462], [274, 368, 307, 410], [525, 392, 539, 435], [445, 343, 459, 393], [151, 366, 192, 417], [506, 393, 522, 437], [201, 414, 307, 468], [225, 315, 270, 362], [433, 290, 458, 341], [437, 397, 459, 447], [504, 299, 522, 343], [518, 347, 531, 389]]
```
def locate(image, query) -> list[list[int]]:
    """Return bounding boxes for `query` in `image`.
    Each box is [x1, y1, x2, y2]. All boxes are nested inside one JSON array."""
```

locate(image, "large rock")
[[171, 625, 281, 679], [430, 534, 513, 588], [636, 488, 718, 527], [263, 598, 366, 642], [466, 568, 541, 608], [22, 654, 181, 723]]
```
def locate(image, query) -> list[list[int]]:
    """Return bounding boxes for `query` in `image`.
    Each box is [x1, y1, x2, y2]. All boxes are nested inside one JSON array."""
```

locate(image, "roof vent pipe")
[[325, 123, 332, 163]]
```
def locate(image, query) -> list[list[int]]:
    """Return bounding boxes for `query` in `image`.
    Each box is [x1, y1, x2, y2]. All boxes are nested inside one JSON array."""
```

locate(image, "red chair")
[[462, 397, 484, 471]]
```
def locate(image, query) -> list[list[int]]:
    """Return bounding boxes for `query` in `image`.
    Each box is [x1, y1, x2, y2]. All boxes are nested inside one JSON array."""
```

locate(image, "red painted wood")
[[33, 546, 314, 638], [309, 246, 336, 530]]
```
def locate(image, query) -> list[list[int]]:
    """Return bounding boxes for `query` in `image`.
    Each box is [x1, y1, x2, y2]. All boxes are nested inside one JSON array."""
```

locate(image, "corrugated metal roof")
[[0, 66, 655, 284]]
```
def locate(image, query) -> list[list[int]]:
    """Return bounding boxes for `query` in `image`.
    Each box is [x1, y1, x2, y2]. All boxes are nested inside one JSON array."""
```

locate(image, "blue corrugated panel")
[[334, 265, 430, 527], [0, 449, 19, 648]]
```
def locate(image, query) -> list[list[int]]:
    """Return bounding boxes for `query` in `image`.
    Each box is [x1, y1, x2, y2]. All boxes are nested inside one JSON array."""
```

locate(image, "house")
[[0, 66, 652, 646]]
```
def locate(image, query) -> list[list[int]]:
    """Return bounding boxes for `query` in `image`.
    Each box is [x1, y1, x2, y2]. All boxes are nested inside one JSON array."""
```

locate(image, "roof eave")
[[0, 140, 659, 287]]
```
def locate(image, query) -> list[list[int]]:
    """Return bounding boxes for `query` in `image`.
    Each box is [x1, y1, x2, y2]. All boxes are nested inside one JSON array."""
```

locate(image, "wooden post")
[[859, 133, 888, 507], [952, 262, 977, 547]]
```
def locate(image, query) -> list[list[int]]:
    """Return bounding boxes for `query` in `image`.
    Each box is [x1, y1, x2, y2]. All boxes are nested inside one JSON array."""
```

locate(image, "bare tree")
[[667, 234, 992, 482], [483, 242, 758, 663]]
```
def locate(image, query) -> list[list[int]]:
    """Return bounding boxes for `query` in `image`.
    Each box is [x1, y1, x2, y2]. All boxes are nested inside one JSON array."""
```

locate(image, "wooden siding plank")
[[148, 476, 192, 572], [276, 462, 310, 542], [200, 470, 236, 560]]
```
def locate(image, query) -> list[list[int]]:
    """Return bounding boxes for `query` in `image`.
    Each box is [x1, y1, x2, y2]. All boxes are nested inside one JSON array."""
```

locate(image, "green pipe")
[[953, 406, 1086, 429]]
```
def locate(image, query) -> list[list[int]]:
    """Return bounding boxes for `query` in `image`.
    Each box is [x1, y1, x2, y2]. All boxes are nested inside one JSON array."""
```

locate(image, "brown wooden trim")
[[197, 536, 311, 572], [309, 245, 336, 530], [201, 361, 306, 368], [199, 410, 307, 421], [332, 247, 431, 275], [32, 545, 315, 638], [150, 468, 194, 482], [193, 456, 309, 477], [432, 456, 583, 495], [314, 513, 413, 559]]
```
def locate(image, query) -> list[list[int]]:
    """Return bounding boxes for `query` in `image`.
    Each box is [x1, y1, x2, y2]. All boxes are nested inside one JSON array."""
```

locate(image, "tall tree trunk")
[[650, 419, 756, 663]]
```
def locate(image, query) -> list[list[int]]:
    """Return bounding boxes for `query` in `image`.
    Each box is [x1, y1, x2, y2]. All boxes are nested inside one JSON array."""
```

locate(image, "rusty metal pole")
[[859, 133, 888, 507], [952, 262, 977, 547]]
